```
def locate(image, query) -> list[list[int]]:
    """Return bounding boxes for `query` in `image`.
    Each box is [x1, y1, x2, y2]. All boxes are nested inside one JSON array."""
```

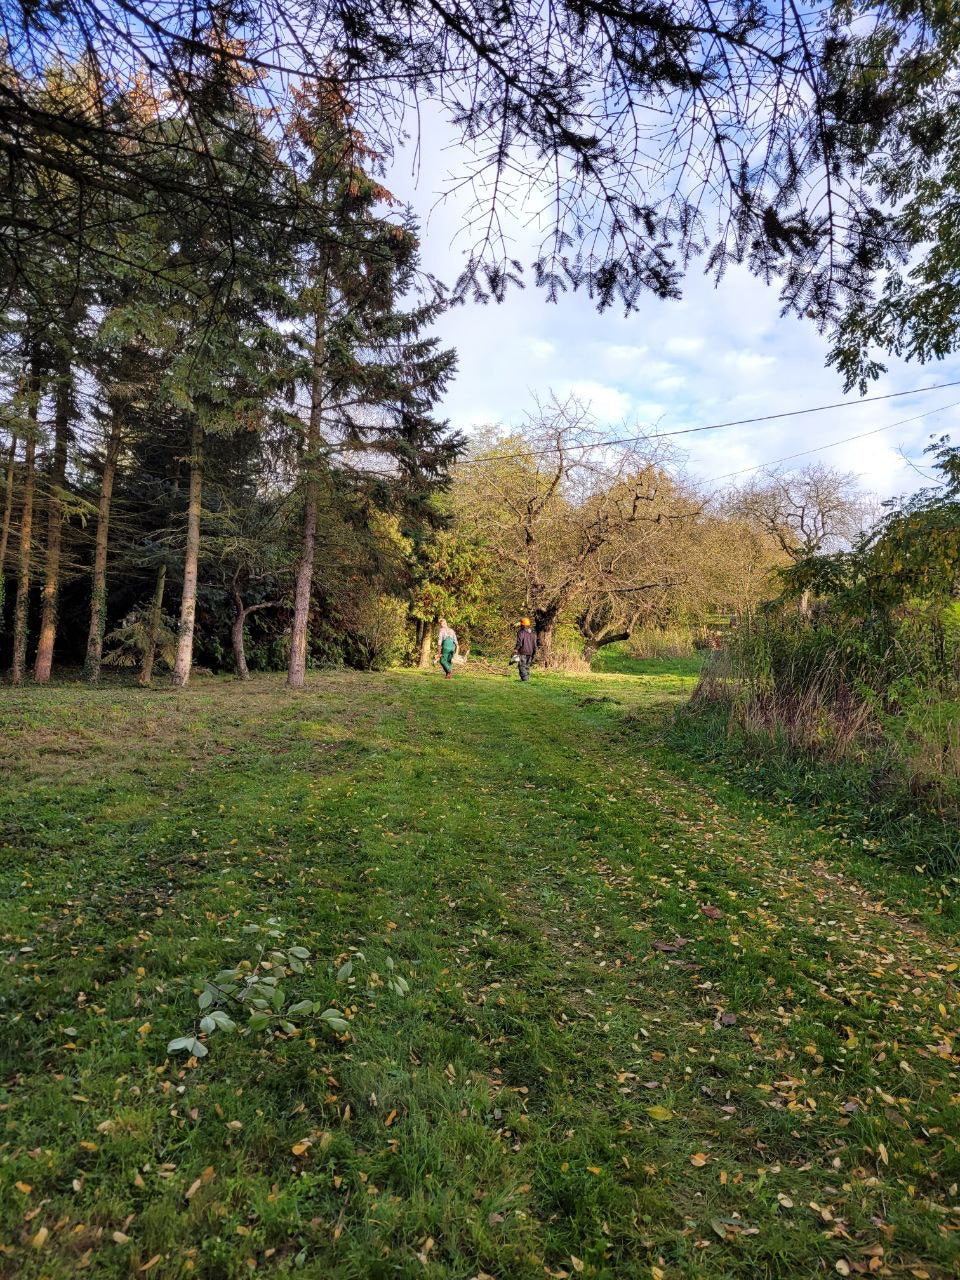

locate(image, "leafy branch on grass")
[[167, 918, 410, 1060]]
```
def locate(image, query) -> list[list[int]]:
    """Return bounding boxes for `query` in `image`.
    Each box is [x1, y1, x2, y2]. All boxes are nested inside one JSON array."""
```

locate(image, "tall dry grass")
[[685, 609, 960, 868]]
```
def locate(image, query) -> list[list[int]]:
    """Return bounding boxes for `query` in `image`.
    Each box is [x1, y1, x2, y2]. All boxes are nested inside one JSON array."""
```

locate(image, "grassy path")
[[0, 666, 958, 1279]]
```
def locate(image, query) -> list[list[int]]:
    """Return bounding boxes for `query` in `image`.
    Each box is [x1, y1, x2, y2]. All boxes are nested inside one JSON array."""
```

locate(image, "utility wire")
[[453, 378, 960, 467], [706, 397, 960, 485]]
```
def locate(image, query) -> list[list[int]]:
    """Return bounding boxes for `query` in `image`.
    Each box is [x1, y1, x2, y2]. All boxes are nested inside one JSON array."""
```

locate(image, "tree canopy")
[[4, 0, 955, 328]]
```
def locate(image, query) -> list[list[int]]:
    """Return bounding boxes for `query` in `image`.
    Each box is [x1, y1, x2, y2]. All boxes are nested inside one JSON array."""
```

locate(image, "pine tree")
[[284, 81, 458, 688], [144, 46, 294, 688]]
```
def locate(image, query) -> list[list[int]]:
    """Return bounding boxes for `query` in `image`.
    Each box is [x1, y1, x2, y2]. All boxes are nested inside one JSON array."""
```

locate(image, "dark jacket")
[[515, 626, 537, 657]]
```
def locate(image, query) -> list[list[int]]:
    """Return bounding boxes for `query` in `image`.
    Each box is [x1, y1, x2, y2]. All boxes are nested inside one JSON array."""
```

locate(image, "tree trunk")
[[171, 418, 203, 688], [83, 404, 123, 682], [0, 433, 17, 619], [230, 578, 276, 681], [533, 608, 558, 667], [288, 307, 326, 691], [140, 563, 166, 686], [232, 604, 250, 680], [33, 351, 71, 683], [287, 451, 318, 689], [11, 358, 41, 685], [418, 621, 433, 668]]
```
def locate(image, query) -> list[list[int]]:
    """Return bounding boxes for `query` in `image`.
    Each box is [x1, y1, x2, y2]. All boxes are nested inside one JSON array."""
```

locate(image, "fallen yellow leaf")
[[31, 1227, 49, 1250], [112, 1231, 131, 1245], [14, 1181, 31, 1194], [291, 1141, 311, 1157], [690, 1153, 708, 1168]]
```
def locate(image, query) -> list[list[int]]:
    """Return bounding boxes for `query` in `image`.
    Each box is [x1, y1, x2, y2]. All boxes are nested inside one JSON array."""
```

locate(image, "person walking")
[[513, 617, 537, 681], [436, 618, 459, 678]]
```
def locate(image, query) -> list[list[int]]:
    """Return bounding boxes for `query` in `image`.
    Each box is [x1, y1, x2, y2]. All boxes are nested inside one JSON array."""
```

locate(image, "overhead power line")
[[454, 378, 960, 467], [707, 397, 960, 484]]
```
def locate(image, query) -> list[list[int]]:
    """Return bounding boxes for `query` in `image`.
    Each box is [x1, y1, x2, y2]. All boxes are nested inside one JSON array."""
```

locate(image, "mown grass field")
[[1, 660, 958, 1280]]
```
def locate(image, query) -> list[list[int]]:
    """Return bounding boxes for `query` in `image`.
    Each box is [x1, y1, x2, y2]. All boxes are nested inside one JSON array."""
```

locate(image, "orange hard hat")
[[520, 617, 531, 626]]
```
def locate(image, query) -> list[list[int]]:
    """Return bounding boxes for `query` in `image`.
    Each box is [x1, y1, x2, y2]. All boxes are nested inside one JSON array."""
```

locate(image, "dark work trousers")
[[518, 655, 532, 681]]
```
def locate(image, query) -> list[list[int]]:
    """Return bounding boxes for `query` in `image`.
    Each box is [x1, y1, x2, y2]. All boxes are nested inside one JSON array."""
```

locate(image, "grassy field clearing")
[[1, 661, 958, 1279]]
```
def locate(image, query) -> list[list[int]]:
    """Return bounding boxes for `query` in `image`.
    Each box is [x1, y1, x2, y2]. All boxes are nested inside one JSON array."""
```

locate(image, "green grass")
[[669, 698, 960, 881], [1, 663, 958, 1279], [588, 644, 705, 679]]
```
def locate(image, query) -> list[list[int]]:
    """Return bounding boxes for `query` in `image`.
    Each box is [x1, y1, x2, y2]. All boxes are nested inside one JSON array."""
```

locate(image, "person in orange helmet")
[[512, 616, 537, 681]]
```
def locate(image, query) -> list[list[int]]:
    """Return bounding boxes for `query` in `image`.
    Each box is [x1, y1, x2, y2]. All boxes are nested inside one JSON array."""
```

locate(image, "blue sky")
[[386, 124, 960, 503]]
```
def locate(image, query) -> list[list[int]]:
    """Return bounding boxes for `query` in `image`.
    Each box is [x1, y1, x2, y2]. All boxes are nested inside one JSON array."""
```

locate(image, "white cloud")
[[603, 344, 649, 365], [632, 400, 669, 425], [382, 124, 960, 501], [723, 351, 777, 375], [650, 374, 687, 393], [561, 380, 633, 421], [665, 336, 705, 357]]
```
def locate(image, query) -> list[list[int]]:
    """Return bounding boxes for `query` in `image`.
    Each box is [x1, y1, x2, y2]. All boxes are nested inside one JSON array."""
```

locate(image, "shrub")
[[342, 594, 412, 669], [684, 608, 960, 871]]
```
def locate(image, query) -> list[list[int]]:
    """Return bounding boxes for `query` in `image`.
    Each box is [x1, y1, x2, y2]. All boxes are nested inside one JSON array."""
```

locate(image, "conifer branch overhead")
[[0, 0, 941, 319]]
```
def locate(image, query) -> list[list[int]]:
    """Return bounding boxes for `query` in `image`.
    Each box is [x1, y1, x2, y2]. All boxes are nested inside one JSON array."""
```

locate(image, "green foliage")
[[103, 610, 177, 672], [826, 6, 960, 388], [781, 441, 960, 616], [0, 58, 460, 683], [167, 919, 411, 1059], [341, 593, 411, 669], [685, 438, 960, 873], [409, 520, 494, 635]]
